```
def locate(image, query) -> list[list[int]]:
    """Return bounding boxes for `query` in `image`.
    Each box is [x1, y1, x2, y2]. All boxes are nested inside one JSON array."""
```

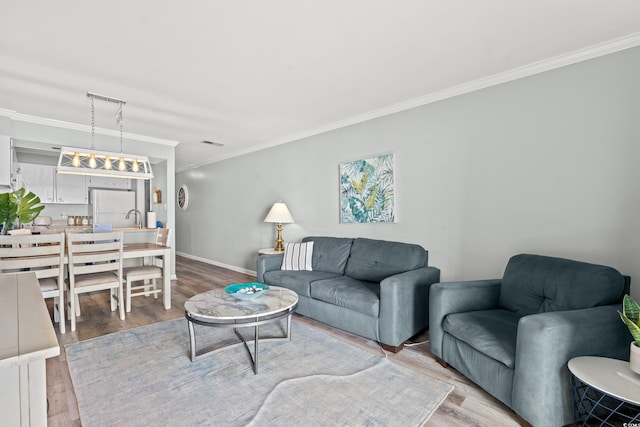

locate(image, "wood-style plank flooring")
[[46, 256, 524, 426]]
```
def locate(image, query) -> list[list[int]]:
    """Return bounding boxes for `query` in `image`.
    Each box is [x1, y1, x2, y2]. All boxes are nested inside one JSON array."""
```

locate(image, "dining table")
[[2, 232, 173, 310]]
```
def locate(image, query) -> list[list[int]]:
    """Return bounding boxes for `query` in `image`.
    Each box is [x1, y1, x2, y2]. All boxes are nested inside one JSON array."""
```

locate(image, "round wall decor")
[[177, 184, 189, 210]]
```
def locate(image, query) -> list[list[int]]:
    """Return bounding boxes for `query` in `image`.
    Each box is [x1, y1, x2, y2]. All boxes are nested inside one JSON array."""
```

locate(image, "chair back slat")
[[72, 252, 120, 265], [0, 233, 65, 279], [67, 240, 121, 254], [74, 262, 121, 276], [1, 255, 61, 270], [1, 244, 62, 257], [155, 228, 171, 246]]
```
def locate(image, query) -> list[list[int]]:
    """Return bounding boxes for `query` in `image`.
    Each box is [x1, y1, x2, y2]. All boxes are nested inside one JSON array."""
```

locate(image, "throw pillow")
[[281, 242, 314, 271]]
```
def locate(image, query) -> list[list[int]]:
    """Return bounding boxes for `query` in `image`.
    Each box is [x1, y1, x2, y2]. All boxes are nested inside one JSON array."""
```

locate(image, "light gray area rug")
[[66, 318, 452, 426]]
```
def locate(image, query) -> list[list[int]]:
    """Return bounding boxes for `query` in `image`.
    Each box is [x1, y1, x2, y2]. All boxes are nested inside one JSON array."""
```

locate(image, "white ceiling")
[[2, 1, 640, 172]]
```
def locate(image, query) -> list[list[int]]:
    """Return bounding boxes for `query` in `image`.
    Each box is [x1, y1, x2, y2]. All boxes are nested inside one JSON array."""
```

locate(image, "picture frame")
[[339, 153, 396, 223]]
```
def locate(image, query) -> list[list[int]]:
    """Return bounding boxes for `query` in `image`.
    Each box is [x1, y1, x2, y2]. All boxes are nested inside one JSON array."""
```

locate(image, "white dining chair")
[[123, 228, 171, 312], [0, 232, 67, 333], [66, 231, 125, 331]]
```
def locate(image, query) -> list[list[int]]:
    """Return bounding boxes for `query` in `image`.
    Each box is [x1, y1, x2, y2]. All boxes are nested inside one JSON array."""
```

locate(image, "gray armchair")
[[429, 254, 630, 427]]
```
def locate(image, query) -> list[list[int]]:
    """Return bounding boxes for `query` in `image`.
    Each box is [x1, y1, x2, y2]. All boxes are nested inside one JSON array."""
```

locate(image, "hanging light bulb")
[[118, 157, 126, 171], [72, 152, 81, 167], [89, 153, 97, 168], [104, 155, 112, 170], [132, 159, 139, 172]]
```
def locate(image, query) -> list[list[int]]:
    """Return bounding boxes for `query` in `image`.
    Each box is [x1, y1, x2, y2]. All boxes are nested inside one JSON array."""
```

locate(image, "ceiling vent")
[[200, 140, 225, 147]]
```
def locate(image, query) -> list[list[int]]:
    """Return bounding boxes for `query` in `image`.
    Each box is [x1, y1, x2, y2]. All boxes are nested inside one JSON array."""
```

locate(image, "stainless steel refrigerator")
[[89, 189, 137, 228]]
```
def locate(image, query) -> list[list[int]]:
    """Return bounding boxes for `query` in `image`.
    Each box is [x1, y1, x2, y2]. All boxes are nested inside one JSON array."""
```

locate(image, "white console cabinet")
[[0, 273, 60, 426]]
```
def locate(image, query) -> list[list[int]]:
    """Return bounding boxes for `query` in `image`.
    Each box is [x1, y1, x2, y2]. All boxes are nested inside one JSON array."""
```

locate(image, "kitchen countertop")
[[30, 225, 158, 233]]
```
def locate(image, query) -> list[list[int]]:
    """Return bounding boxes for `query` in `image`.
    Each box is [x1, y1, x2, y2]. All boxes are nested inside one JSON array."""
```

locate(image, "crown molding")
[[177, 31, 640, 172], [0, 108, 16, 118], [5, 110, 179, 147]]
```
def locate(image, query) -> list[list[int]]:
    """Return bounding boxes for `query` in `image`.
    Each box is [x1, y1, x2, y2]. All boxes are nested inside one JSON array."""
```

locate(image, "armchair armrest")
[[512, 304, 629, 427], [378, 266, 440, 347], [256, 253, 283, 283], [428, 279, 501, 358]]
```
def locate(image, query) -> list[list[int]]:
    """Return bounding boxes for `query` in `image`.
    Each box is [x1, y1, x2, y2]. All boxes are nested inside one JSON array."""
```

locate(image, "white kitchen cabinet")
[[86, 175, 110, 188], [87, 175, 130, 190], [110, 177, 131, 189], [18, 163, 55, 203], [55, 173, 87, 204], [0, 135, 11, 188], [19, 163, 88, 204]]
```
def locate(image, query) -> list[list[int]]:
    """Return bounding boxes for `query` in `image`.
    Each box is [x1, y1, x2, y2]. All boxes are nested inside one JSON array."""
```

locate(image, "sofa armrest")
[[256, 253, 284, 283], [428, 280, 501, 358], [512, 304, 629, 427], [378, 266, 440, 347]]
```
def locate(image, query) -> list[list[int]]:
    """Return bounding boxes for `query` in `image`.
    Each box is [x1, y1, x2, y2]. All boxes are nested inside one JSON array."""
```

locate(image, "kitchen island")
[[31, 223, 158, 241]]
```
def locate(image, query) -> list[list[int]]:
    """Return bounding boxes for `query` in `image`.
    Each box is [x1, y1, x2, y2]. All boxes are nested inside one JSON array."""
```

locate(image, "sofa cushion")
[[499, 254, 625, 317], [443, 309, 520, 368], [262, 270, 342, 298], [344, 238, 427, 282], [302, 236, 353, 274], [309, 276, 380, 317], [281, 242, 314, 271]]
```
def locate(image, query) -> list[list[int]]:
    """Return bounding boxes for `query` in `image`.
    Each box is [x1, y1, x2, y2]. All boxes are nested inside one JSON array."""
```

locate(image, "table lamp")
[[264, 202, 295, 252]]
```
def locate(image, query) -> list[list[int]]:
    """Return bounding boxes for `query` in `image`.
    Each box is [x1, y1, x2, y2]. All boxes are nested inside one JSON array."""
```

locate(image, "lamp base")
[[273, 223, 285, 252]]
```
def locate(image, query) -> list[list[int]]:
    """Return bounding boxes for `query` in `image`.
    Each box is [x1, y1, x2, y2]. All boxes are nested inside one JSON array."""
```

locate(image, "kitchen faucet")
[[125, 209, 142, 228]]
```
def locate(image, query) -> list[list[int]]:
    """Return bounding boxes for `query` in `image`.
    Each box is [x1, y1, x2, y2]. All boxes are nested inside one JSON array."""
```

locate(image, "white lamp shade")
[[264, 202, 295, 224]]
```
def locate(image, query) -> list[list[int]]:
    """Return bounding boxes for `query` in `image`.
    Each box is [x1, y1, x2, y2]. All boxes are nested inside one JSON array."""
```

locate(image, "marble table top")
[[184, 286, 298, 323]]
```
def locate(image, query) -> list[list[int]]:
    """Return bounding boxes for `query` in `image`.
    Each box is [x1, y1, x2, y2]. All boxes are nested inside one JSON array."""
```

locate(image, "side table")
[[568, 356, 640, 426], [258, 248, 282, 255]]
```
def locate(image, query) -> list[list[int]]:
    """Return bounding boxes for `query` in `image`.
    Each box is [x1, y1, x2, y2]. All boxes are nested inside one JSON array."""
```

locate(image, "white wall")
[[177, 46, 640, 296]]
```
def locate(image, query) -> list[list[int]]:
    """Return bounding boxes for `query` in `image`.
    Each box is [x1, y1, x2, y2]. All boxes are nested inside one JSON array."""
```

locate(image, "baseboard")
[[176, 251, 256, 276]]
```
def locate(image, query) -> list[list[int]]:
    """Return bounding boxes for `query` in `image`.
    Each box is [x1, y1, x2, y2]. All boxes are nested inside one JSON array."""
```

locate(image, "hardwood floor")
[[46, 256, 524, 426]]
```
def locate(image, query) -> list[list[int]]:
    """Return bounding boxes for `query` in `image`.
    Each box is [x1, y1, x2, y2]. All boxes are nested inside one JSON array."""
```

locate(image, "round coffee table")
[[184, 286, 298, 374], [568, 356, 640, 426]]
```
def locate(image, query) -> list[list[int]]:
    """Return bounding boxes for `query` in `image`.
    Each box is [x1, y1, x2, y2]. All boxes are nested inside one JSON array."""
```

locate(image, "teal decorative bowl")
[[225, 282, 270, 300]]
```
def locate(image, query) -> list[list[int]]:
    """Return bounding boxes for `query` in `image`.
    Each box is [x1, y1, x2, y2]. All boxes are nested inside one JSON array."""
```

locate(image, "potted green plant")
[[619, 294, 640, 374], [0, 187, 45, 234]]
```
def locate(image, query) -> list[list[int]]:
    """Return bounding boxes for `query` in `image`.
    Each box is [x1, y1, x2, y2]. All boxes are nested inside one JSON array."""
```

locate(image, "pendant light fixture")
[[57, 92, 153, 180]]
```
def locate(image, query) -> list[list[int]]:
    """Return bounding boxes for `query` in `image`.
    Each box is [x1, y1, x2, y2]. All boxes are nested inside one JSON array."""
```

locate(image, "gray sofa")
[[256, 236, 440, 351], [429, 254, 630, 427]]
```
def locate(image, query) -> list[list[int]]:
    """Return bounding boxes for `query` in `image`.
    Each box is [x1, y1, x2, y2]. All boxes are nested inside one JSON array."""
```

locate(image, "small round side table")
[[258, 248, 282, 255], [568, 356, 640, 426]]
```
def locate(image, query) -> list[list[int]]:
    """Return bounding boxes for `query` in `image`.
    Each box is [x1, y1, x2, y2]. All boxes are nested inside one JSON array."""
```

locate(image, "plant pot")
[[631, 342, 640, 375]]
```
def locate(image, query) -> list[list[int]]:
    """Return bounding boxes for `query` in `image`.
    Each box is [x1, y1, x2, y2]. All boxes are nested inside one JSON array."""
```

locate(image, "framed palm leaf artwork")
[[340, 153, 396, 223]]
